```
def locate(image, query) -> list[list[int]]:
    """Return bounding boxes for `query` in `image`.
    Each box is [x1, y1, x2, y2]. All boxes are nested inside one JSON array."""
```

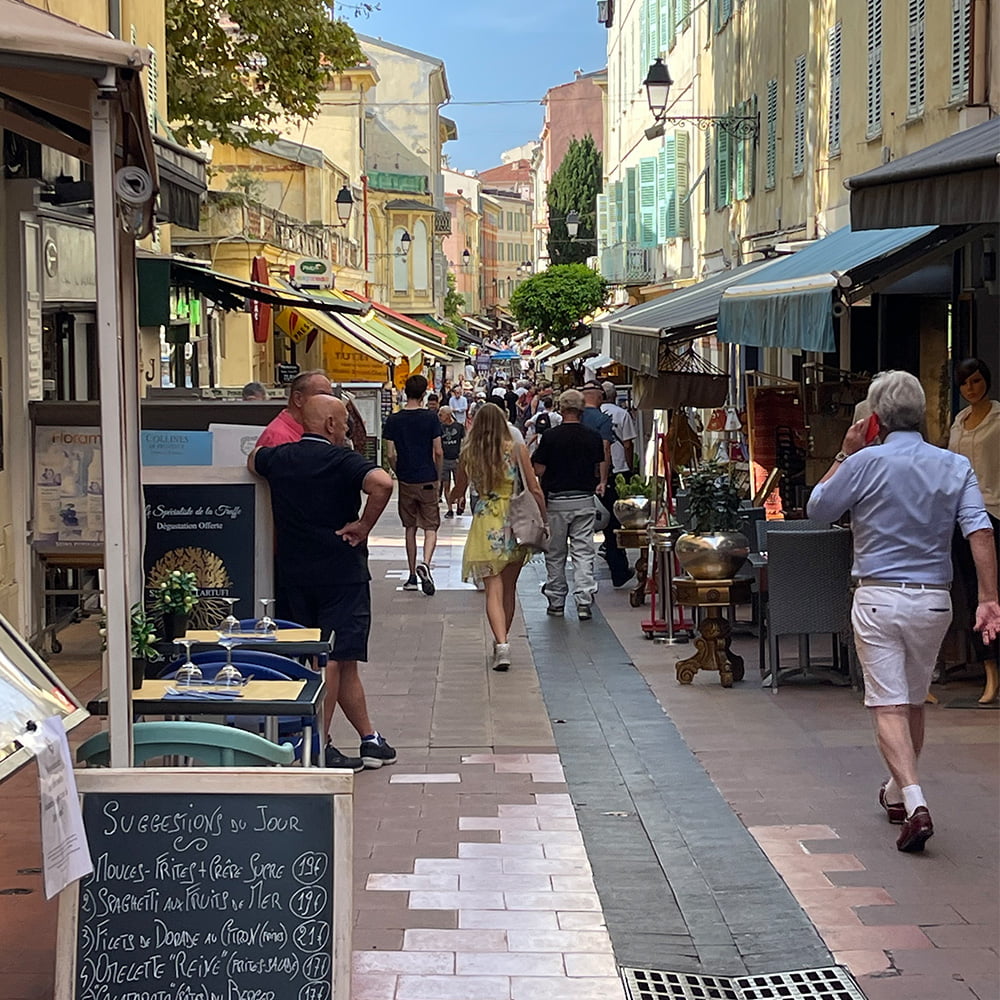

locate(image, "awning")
[[153, 134, 207, 231], [846, 117, 1000, 229], [548, 333, 594, 367], [272, 303, 395, 365], [462, 315, 493, 333], [346, 293, 448, 343], [534, 344, 559, 362], [603, 259, 779, 373], [717, 224, 940, 352], [169, 261, 367, 314]]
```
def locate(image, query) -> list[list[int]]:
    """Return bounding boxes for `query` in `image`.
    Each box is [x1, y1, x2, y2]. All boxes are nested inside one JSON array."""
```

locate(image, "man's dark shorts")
[[278, 583, 371, 662]]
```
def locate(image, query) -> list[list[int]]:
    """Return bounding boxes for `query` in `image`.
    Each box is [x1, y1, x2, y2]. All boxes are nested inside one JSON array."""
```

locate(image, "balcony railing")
[[599, 243, 655, 285]]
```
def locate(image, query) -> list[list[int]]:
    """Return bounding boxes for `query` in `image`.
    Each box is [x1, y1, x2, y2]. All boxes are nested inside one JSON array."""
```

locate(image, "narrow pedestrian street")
[[3, 506, 995, 1000]]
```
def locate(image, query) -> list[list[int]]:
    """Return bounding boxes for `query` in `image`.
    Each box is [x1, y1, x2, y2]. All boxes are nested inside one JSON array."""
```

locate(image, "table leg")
[[628, 549, 648, 608], [675, 614, 739, 687], [302, 725, 313, 767], [265, 717, 278, 745]]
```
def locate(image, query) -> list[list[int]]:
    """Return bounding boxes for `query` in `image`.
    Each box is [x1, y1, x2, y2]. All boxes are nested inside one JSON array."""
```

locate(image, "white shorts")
[[851, 585, 952, 707]]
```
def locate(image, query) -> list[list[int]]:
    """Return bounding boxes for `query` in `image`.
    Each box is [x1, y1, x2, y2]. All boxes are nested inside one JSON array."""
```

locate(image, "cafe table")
[[86, 674, 325, 766], [177, 627, 330, 658]]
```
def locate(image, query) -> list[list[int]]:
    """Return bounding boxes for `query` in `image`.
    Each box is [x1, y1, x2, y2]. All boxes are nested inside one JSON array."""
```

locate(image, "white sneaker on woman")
[[492, 643, 511, 672]]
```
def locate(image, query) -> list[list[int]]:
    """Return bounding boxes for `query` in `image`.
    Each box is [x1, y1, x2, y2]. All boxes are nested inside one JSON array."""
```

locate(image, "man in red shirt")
[[256, 370, 334, 447]]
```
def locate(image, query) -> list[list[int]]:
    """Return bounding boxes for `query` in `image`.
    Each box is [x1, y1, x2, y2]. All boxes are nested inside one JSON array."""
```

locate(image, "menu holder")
[[56, 768, 352, 1000]]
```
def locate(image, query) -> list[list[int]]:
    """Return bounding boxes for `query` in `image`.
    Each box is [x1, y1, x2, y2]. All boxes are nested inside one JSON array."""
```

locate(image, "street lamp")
[[398, 230, 411, 256], [517, 260, 533, 275], [566, 210, 580, 240], [335, 185, 354, 226], [462, 248, 471, 268], [642, 58, 759, 141]]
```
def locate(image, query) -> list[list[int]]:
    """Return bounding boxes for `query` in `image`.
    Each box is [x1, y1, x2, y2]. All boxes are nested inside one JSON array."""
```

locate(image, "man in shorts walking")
[[249, 394, 396, 771], [383, 374, 443, 595], [808, 371, 999, 852]]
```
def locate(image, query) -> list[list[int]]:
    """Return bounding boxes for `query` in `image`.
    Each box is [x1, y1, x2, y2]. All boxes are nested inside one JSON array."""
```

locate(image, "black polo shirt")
[[531, 423, 604, 496], [254, 435, 377, 586]]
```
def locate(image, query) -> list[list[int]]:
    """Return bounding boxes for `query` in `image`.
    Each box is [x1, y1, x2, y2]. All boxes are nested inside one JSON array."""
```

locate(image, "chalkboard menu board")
[[58, 770, 352, 1000], [142, 469, 273, 631]]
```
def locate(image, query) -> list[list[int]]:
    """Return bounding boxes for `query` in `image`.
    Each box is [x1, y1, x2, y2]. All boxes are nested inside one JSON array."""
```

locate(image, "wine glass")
[[214, 636, 243, 687], [255, 598, 277, 636], [172, 639, 202, 686], [219, 597, 239, 636]]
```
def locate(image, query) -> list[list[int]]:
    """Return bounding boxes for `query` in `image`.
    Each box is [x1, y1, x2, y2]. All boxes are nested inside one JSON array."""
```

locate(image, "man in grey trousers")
[[531, 389, 606, 620]]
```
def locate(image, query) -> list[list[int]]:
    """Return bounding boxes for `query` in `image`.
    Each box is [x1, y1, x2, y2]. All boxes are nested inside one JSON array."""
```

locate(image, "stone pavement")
[[1, 504, 997, 999]]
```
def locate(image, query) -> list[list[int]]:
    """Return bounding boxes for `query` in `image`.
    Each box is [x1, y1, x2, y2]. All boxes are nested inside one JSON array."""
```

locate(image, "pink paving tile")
[[408, 890, 506, 910], [563, 952, 620, 977], [505, 891, 602, 911], [558, 911, 610, 930], [498, 804, 575, 817], [794, 886, 895, 907], [832, 950, 893, 977], [459, 842, 544, 858], [502, 857, 592, 875], [460, 909, 559, 930], [403, 928, 508, 951], [510, 976, 626, 999], [535, 793, 574, 806], [748, 824, 839, 840], [414, 857, 503, 874], [543, 844, 589, 859], [395, 973, 511, 999], [456, 952, 565, 976], [390, 773, 461, 783], [353, 951, 456, 974], [366, 873, 458, 892], [351, 971, 398, 1000], [537, 816, 581, 830], [780, 871, 836, 889], [460, 873, 552, 891], [506, 929, 614, 953], [462, 753, 530, 765], [822, 925, 933, 951]]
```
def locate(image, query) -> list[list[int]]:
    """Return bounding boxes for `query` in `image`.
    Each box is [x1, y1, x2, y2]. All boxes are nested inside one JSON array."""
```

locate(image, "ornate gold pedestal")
[[614, 528, 650, 608], [672, 577, 751, 688]]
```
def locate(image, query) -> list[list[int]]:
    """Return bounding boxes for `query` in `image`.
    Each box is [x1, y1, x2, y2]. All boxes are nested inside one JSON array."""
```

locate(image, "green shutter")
[[747, 94, 758, 197], [734, 104, 746, 200], [678, 0, 691, 31], [715, 127, 731, 209], [647, 0, 660, 61], [625, 167, 638, 242], [613, 181, 624, 243], [596, 193, 609, 249], [664, 0, 676, 51], [675, 131, 690, 236], [657, 142, 670, 239], [640, 2, 648, 73], [639, 157, 658, 247], [660, 140, 676, 237]]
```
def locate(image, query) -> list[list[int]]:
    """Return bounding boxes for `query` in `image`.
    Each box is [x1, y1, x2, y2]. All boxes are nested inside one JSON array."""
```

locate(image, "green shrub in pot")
[[675, 462, 749, 579]]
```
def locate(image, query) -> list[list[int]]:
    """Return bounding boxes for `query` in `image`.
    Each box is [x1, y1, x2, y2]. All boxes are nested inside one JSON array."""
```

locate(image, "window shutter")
[[722, 0, 733, 24], [765, 78, 777, 190], [626, 167, 638, 243], [704, 129, 712, 213], [678, 0, 691, 31], [613, 181, 625, 243], [146, 45, 158, 118], [746, 95, 757, 197], [734, 103, 747, 200], [659, 140, 675, 238], [866, 0, 883, 139], [715, 127, 731, 209], [907, 0, 925, 118], [663, 0, 676, 52], [639, 157, 658, 247], [647, 0, 660, 62], [640, 1, 648, 73], [675, 131, 690, 236], [950, 0, 971, 101], [828, 23, 842, 155], [792, 54, 806, 177], [596, 194, 609, 249]]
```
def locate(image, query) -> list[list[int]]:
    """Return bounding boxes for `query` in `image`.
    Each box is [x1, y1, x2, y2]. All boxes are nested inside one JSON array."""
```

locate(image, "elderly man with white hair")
[[808, 370, 1000, 853]]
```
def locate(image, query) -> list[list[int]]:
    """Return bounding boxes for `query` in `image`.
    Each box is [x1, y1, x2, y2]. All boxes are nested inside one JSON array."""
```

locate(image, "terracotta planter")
[[161, 612, 189, 642], [675, 531, 749, 580]]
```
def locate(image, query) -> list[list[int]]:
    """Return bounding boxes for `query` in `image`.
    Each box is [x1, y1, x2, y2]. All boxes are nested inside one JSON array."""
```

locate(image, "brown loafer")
[[879, 780, 906, 825], [896, 806, 933, 853]]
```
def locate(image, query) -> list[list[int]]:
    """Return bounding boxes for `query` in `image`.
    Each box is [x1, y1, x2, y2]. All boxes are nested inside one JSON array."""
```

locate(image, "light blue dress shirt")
[[807, 431, 991, 584]]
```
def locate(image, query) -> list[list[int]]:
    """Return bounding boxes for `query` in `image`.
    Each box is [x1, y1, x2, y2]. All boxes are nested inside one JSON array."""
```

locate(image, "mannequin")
[[948, 358, 1000, 703]]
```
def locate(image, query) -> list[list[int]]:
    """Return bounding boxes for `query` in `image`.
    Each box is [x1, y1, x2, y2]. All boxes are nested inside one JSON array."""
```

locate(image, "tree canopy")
[[546, 134, 603, 266], [166, 0, 364, 147], [508, 264, 607, 351]]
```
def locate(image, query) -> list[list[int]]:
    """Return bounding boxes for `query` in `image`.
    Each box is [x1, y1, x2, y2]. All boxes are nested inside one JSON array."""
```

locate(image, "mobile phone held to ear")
[[864, 413, 881, 444]]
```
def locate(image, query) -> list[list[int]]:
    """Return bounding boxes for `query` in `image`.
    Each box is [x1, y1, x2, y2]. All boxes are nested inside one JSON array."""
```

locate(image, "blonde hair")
[[460, 402, 512, 495]]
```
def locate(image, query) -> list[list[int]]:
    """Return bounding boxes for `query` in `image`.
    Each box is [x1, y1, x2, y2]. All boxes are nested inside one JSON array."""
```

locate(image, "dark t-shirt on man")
[[253, 436, 377, 585], [440, 422, 465, 462], [382, 408, 442, 483], [532, 423, 604, 496]]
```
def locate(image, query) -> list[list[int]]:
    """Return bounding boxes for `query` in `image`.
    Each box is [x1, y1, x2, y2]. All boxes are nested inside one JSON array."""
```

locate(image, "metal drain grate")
[[621, 966, 867, 1000]]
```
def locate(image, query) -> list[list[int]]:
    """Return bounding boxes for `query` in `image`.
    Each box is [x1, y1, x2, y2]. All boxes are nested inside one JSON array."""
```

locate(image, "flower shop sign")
[[141, 468, 273, 631]]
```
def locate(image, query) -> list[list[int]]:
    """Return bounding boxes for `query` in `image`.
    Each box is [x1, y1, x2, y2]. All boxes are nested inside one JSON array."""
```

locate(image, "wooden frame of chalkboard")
[[56, 768, 353, 1000]]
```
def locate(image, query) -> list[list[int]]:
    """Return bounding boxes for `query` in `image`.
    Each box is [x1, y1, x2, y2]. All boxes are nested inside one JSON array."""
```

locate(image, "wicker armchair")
[[762, 528, 855, 692]]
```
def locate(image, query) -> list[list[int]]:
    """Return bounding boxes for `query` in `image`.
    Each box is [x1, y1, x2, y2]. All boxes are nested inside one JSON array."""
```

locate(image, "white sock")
[[884, 778, 902, 802], [901, 784, 926, 816]]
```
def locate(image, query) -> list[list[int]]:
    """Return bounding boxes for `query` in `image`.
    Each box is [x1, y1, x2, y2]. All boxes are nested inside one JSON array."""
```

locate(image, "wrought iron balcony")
[[599, 242, 655, 285]]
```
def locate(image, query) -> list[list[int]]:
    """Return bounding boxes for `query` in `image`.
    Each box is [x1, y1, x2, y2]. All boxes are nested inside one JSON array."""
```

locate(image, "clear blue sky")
[[345, 0, 608, 172]]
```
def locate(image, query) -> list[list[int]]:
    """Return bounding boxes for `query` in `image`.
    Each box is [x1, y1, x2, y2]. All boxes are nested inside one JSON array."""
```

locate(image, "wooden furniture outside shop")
[[672, 577, 752, 687]]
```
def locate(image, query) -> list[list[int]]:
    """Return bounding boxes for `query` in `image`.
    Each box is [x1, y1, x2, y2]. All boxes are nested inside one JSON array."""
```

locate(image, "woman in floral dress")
[[451, 403, 546, 671]]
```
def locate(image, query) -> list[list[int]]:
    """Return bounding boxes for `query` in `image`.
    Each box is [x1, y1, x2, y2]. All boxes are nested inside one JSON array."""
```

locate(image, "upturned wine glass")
[[172, 639, 202, 686], [214, 635, 243, 687], [219, 597, 239, 636], [255, 598, 277, 635]]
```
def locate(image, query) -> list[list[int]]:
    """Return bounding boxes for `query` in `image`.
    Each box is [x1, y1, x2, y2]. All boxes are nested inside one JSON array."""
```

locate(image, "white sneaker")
[[492, 642, 511, 672]]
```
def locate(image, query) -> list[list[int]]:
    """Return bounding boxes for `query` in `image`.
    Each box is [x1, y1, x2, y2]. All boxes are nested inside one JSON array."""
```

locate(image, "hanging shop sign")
[[293, 257, 333, 289]]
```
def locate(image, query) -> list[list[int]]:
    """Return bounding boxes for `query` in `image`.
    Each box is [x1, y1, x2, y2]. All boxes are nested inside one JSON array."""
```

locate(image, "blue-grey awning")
[[717, 224, 938, 352]]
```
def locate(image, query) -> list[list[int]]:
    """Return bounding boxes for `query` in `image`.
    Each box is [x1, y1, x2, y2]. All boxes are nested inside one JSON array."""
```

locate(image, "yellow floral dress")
[[462, 447, 532, 583]]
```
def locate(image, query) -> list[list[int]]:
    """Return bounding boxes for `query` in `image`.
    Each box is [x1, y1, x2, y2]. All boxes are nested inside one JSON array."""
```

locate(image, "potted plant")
[[155, 569, 199, 640], [98, 603, 163, 688], [674, 462, 750, 580], [613, 473, 654, 528]]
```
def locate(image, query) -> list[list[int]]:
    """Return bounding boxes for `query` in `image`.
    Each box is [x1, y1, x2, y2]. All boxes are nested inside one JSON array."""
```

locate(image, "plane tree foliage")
[[509, 263, 607, 351], [166, 0, 364, 147]]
